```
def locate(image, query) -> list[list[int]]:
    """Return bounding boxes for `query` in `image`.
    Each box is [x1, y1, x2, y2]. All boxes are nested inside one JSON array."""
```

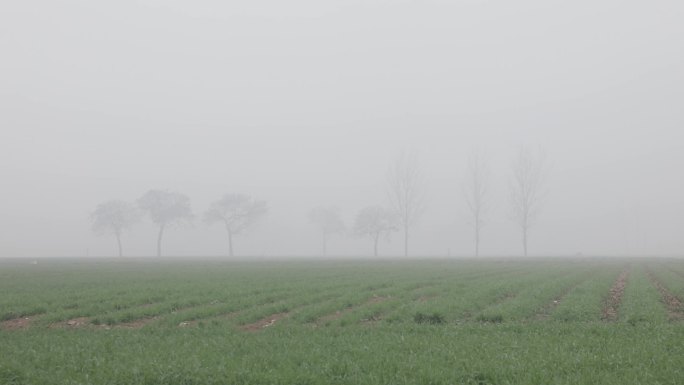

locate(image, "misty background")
[[1, 0, 683, 258]]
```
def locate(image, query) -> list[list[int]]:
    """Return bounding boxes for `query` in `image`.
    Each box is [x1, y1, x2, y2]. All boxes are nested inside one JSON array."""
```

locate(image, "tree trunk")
[[116, 233, 123, 258], [404, 223, 409, 257], [223, 220, 234, 257], [322, 231, 327, 257], [228, 229, 234, 257], [373, 233, 380, 257], [475, 224, 480, 257], [523, 226, 528, 257], [156, 224, 165, 257]]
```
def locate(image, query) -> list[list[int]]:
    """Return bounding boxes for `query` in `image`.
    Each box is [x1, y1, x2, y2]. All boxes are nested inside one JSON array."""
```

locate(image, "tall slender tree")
[[308, 206, 345, 257], [387, 152, 425, 257], [204, 194, 268, 257], [463, 151, 489, 257], [509, 147, 547, 256]]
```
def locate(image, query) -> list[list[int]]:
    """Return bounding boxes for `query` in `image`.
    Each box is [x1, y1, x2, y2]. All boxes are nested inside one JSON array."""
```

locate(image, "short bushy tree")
[[204, 194, 268, 257], [90, 200, 140, 257], [353, 206, 398, 256], [138, 190, 192, 257]]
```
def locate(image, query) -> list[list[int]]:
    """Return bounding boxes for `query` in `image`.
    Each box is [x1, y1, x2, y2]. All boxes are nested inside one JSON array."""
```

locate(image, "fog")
[[2, 0, 683, 258]]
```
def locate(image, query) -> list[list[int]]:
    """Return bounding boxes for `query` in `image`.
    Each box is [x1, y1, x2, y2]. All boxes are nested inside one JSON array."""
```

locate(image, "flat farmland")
[[1, 257, 683, 385]]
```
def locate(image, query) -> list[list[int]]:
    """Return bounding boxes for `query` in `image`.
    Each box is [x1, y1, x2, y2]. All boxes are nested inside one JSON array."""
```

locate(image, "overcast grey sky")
[[1, 0, 683, 258]]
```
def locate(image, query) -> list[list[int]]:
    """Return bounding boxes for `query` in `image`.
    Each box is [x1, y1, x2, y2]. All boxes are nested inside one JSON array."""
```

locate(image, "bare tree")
[[387, 152, 425, 257], [509, 147, 547, 257], [204, 194, 268, 257], [308, 206, 345, 256], [90, 200, 140, 257], [353, 206, 398, 257], [138, 190, 193, 257], [463, 151, 489, 257]]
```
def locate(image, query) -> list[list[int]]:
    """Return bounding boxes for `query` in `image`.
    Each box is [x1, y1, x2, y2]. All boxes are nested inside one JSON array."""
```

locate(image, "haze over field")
[[1, 0, 683, 258]]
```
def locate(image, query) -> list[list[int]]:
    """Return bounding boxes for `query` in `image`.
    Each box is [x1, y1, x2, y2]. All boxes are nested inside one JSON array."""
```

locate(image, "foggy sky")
[[2, 0, 683, 258]]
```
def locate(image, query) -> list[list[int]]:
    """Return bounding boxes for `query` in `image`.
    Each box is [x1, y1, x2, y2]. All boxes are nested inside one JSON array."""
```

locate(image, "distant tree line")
[[91, 147, 547, 257], [91, 190, 267, 257]]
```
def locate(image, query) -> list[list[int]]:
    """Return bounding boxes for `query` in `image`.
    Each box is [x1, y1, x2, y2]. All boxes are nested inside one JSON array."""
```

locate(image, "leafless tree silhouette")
[[308, 206, 345, 256], [463, 151, 489, 257], [509, 147, 547, 257], [387, 152, 425, 257]]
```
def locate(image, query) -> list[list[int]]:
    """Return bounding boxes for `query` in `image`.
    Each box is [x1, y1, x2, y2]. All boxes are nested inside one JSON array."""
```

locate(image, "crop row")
[[1, 258, 682, 332]]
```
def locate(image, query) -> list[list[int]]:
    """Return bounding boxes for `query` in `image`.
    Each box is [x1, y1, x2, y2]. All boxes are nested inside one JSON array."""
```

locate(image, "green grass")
[[1, 257, 683, 384]]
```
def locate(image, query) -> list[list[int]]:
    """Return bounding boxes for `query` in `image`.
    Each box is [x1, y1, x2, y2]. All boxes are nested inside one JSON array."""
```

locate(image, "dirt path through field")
[[602, 268, 629, 321], [646, 270, 684, 321], [240, 312, 289, 332], [48, 317, 92, 329], [0, 316, 32, 330]]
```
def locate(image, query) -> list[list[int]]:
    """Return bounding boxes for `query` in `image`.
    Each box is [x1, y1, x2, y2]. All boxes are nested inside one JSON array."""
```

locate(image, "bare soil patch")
[[240, 312, 289, 332], [0, 316, 32, 331], [602, 269, 629, 321], [646, 271, 684, 321], [49, 317, 92, 329]]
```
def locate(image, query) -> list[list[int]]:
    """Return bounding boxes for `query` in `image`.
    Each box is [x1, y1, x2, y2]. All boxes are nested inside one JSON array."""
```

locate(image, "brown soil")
[[240, 312, 289, 332], [602, 269, 629, 321], [49, 317, 92, 329], [646, 271, 684, 321], [0, 316, 32, 330]]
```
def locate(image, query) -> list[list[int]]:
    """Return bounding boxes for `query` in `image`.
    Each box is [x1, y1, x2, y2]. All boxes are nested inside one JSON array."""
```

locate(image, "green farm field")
[[1, 257, 683, 385]]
